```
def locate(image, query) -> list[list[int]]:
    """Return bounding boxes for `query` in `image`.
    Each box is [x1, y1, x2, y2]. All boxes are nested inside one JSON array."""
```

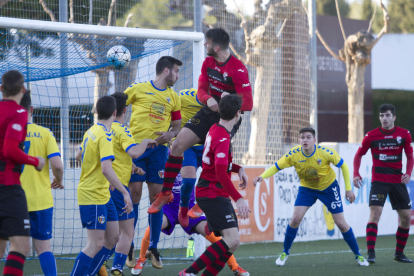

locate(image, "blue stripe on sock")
[[180, 178, 196, 208], [149, 209, 163, 249], [342, 227, 361, 256], [112, 252, 128, 271], [283, 225, 298, 255], [70, 252, 92, 276], [39, 251, 57, 276], [85, 246, 111, 276]]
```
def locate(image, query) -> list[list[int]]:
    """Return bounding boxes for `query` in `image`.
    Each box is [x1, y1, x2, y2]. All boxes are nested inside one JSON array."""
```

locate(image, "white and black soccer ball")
[[107, 45, 131, 69]]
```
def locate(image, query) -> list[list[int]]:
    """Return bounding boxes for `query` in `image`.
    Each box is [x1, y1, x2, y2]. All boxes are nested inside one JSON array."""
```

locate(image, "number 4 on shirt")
[[21, 141, 31, 172]]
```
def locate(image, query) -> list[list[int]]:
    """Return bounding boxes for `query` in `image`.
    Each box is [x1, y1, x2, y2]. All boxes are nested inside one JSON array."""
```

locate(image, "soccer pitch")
[[3, 235, 413, 276]]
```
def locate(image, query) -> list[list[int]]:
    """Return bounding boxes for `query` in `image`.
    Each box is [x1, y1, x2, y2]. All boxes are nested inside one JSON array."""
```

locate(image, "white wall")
[[372, 34, 414, 91]]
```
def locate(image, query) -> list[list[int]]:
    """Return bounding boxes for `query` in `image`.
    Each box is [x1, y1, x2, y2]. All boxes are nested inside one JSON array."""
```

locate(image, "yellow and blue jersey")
[[178, 88, 203, 129], [20, 123, 60, 212], [275, 145, 344, 191], [124, 81, 181, 144], [77, 123, 114, 205], [110, 121, 136, 187]]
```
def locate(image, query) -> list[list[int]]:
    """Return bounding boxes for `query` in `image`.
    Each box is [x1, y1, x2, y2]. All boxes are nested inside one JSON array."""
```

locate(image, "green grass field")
[[2, 235, 414, 275]]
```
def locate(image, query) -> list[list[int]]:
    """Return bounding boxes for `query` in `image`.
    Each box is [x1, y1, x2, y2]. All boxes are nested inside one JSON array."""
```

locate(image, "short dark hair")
[[20, 90, 31, 111], [299, 127, 316, 137], [205, 28, 230, 51], [111, 92, 128, 118], [219, 95, 241, 120], [96, 96, 116, 120], [379, 103, 396, 116], [1, 70, 25, 97], [156, 56, 182, 75]]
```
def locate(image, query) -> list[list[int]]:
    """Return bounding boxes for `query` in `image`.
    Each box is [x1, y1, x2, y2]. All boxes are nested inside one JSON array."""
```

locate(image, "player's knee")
[[224, 236, 240, 251], [290, 215, 303, 228], [171, 140, 187, 156], [369, 211, 381, 223], [336, 221, 349, 232]]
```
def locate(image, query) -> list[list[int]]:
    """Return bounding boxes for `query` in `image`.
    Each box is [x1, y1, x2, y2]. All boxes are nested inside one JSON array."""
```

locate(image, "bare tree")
[[314, 0, 389, 143]]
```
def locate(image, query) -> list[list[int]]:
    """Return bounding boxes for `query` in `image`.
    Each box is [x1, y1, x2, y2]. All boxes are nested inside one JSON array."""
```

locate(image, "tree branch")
[[69, 0, 74, 23], [367, 2, 377, 33], [39, 0, 57, 22], [89, 0, 93, 24], [316, 30, 344, 61], [335, 0, 346, 41], [124, 13, 134, 28], [107, 0, 117, 26], [372, 1, 389, 47]]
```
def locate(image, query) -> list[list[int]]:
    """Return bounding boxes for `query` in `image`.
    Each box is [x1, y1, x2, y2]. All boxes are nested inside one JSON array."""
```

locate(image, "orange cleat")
[[188, 203, 203, 218], [178, 206, 189, 228], [131, 257, 147, 275], [232, 266, 250, 276], [148, 192, 174, 214]]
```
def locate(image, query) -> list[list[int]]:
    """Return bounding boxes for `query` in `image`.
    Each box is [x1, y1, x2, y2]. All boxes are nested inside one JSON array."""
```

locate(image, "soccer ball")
[[107, 45, 131, 69]]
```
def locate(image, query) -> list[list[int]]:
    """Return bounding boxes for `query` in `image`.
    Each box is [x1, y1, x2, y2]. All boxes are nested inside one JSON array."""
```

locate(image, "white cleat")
[[276, 252, 289, 266], [356, 255, 369, 266]]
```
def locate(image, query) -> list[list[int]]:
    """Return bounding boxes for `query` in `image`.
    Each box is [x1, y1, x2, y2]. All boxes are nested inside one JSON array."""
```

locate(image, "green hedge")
[[372, 89, 414, 134]]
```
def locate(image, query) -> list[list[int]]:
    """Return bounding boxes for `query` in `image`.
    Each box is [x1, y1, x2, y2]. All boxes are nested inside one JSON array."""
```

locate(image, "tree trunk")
[[93, 67, 111, 123], [347, 62, 366, 143]]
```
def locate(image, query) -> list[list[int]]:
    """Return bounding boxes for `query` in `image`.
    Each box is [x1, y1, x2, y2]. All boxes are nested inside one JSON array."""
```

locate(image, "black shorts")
[[369, 181, 411, 210], [196, 196, 238, 237], [184, 106, 242, 144], [0, 185, 30, 239]]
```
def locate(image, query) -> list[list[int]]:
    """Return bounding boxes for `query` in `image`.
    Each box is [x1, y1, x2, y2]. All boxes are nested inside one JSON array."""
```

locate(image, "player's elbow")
[[51, 161, 64, 176]]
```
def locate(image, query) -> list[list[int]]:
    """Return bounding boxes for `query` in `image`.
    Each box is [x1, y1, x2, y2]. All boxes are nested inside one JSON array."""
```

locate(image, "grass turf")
[[1, 235, 414, 275]]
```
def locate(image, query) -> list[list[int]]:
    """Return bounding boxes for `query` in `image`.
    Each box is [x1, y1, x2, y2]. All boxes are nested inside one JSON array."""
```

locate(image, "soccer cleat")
[[148, 192, 174, 214], [356, 255, 369, 266], [110, 269, 124, 276], [97, 260, 109, 276], [126, 245, 136, 268], [131, 257, 147, 276], [188, 203, 203, 219], [394, 253, 414, 263], [178, 206, 189, 228], [146, 248, 163, 269], [275, 252, 289, 266], [232, 265, 250, 276], [177, 269, 196, 276], [367, 252, 376, 265]]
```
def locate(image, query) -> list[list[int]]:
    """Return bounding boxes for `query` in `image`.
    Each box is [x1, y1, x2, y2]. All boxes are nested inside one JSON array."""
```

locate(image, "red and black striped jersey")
[[359, 126, 413, 184], [197, 55, 253, 112], [0, 100, 28, 186]]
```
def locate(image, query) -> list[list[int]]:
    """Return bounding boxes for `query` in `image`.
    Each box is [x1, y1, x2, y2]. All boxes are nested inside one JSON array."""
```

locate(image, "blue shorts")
[[295, 180, 344, 214], [182, 145, 204, 169], [29, 207, 53, 240], [110, 186, 135, 221], [162, 202, 206, 236], [130, 144, 168, 184], [79, 198, 118, 230]]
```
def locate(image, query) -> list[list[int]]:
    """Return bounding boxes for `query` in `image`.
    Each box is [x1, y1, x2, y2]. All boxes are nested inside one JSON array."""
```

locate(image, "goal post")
[[0, 17, 205, 259]]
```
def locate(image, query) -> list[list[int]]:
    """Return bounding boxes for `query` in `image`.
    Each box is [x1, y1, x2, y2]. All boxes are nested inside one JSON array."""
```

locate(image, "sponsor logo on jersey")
[[384, 136, 393, 139], [238, 69, 244, 72], [242, 83, 251, 88], [215, 67, 221, 72], [98, 215, 106, 224], [158, 169, 164, 178], [17, 109, 26, 113], [219, 138, 227, 142], [216, 152, 226, 158], [166, 97, 171, 103], [316, 159, 322, 165], [397, 136, 402, 144], [145, 92, 155, 95], [12, 124, 22, 131]]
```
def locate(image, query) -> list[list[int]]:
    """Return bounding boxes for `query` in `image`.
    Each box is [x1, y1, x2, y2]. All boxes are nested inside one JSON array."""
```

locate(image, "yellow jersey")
[[178, 88, 203, 129], [20, 123, 60, 212], [124, 81, 181, 144], [110, 121, 136, 186], [77, 123, 114, 205], [275, 145, 344, 191]]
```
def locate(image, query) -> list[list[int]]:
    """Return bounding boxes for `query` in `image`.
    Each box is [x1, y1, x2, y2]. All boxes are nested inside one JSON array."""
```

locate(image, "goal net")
[[0, 17, 204, 259]]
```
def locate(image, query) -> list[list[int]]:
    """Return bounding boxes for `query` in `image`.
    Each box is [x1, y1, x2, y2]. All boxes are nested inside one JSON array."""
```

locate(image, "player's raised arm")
[[353, 134, 371, 188], [232, 64, 253, 112], [402, 131, 413, 185]]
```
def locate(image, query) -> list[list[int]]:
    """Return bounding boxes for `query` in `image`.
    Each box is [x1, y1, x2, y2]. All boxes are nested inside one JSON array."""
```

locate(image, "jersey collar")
[[215, 54, 232, 67], [150, 80, 167, 91], [301, 145, 316, 158], [114, 120, 123, 126], [379, 126, 396, 135], [97, 122, 108, 131]]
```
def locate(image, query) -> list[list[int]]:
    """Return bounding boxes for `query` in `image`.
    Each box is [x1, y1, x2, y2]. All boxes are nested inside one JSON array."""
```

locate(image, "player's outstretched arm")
[[101, 159, 133, 214], [3, 138, 44, 171], [127, 139, 158, 160], [253, 165, 279, 186], [50, 156, 64, 189], [340, 162, 355, 203], [155, 119, 181, 145]]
